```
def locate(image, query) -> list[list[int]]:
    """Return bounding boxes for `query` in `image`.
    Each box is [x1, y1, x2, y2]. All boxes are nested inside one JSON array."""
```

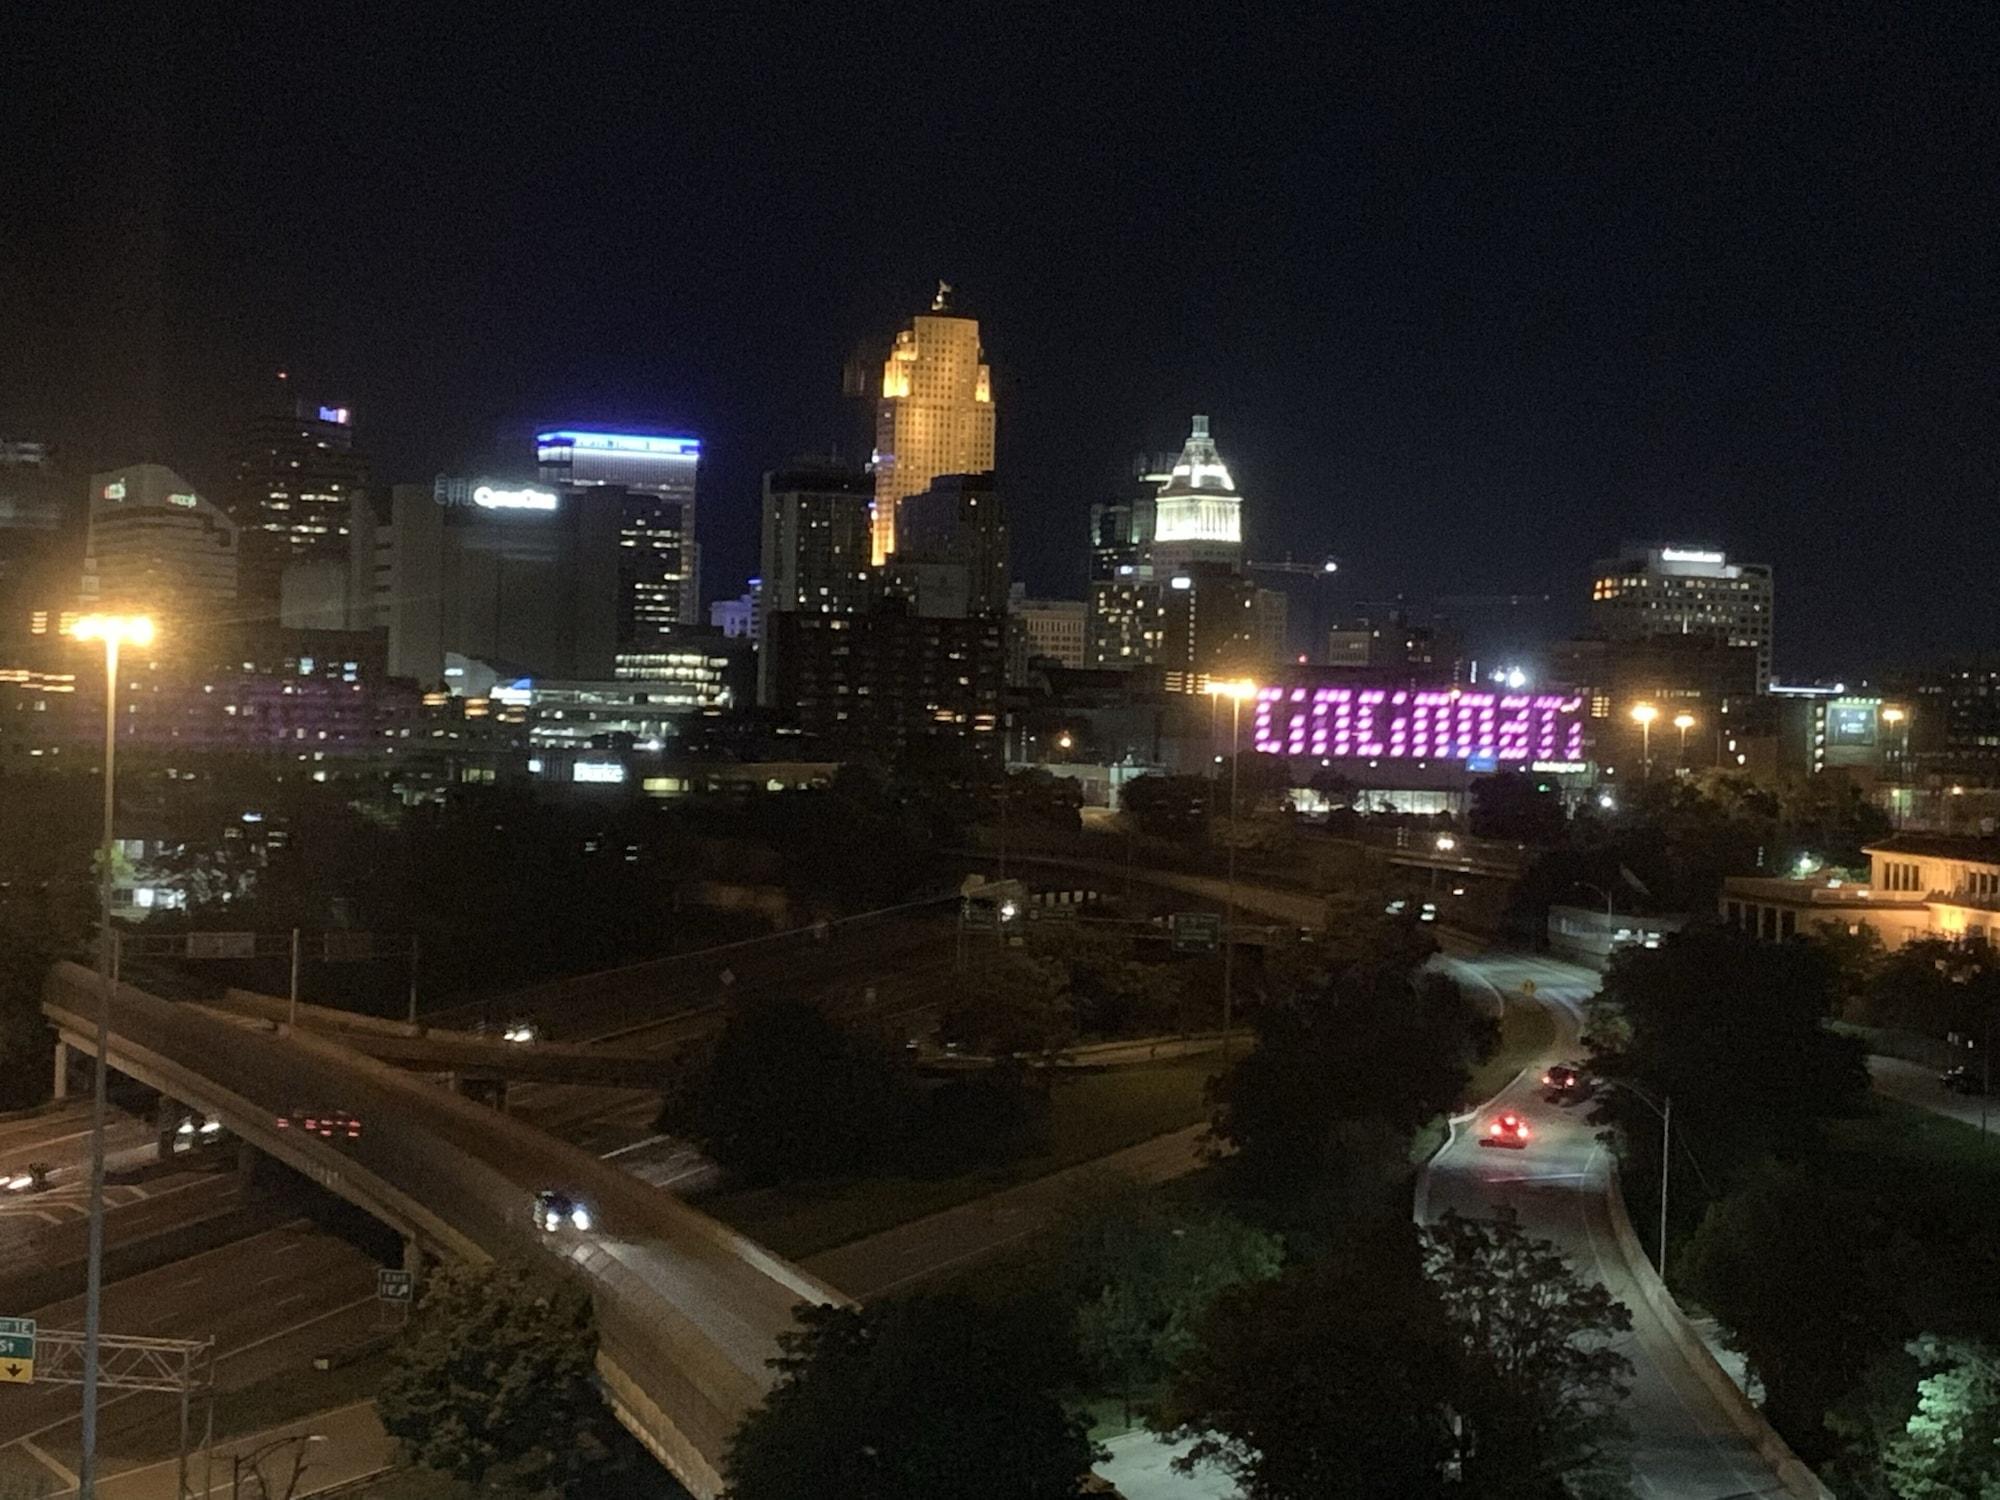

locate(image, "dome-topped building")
[[1151, 415, 1243, 568]]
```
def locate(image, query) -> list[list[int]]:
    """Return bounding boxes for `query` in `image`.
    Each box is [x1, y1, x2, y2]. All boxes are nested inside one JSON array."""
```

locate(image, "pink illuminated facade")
[[1253, 683, 1586, 764]]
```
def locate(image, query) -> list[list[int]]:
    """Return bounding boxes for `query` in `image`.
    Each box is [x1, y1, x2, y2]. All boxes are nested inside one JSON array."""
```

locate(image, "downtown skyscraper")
[[870, 283, 994, 564], [227, 385, 368, 611], [536, 429, 700, 643]]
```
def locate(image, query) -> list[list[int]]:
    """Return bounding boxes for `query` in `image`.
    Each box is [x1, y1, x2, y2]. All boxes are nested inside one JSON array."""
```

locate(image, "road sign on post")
[[1170, 912, 1223, 955], [376, 1269, 414, 1304], [0, 1318, 36, 1383]]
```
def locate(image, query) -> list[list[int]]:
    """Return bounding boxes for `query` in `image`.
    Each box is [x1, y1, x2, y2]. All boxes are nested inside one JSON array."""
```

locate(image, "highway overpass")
[[42, 962, 843, 1499]]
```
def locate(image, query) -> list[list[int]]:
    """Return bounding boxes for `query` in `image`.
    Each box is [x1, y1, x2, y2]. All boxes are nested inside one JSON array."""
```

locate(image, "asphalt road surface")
[[1422, 952, 1801, 1500], [0, 1222, 380, 1493], [1869, 1053, 2000, 1134]]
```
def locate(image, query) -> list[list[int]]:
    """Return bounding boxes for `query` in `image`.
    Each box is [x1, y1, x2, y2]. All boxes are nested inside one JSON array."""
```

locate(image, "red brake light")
[[1489, 1122, 1502, 1136], [1518, 1125, 1531, 1138]]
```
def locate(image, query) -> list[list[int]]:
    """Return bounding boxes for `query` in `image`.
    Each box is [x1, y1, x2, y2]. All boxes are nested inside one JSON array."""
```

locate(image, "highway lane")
[[1422, 952, 1810, 1500], [46, 965, 841, 1497], [428, 911, 958, 1041], [0, 1222, 380, 1489]]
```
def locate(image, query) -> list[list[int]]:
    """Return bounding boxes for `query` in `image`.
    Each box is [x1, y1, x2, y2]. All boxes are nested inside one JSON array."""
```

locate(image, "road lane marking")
[[20, 1439, 77, 1489]]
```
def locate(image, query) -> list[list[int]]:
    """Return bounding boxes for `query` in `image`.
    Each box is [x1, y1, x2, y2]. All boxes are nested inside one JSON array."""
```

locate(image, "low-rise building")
[[1720, 832, 2000, 946]]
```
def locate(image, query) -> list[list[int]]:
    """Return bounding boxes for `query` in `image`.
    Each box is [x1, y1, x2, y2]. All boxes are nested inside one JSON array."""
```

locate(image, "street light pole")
[[1631, 703, 1658, 780], [70, 613, 154, 1500], [1208, 679, 1258, 1063], [1601, 1076, 1673, 1270], [1223, 690, 1243, 1062]]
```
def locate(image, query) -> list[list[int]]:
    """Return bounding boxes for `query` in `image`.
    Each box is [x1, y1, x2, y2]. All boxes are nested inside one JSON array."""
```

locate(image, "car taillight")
[[1489, 1122, 1502, 1136], [1518, 1125, 1530, 1138]]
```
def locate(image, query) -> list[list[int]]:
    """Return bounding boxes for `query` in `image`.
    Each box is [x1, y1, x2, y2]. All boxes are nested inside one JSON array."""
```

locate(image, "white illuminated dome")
[[1153, 415, 1242, 546]]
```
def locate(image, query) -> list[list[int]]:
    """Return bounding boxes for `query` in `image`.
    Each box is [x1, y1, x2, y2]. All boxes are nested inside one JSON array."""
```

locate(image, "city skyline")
[[7, 9, 1997, 680]]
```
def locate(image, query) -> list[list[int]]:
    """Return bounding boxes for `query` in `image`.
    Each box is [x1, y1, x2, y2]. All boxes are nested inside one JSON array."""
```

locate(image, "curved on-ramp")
[[1426, 954, 1828, 1500], [42, 962, 843, 1499]]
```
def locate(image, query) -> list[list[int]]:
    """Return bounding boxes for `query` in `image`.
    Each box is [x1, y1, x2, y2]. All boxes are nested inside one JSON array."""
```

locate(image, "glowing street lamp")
[[1204, 679, 1259, 1059], [1672, 712, 1696, 766], [66, 613, 155, 1499], [1630, 703, 1659, 778]]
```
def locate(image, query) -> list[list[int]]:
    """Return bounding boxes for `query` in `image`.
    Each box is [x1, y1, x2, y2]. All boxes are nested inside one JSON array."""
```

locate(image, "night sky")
[[5, 5, 1995, 675]]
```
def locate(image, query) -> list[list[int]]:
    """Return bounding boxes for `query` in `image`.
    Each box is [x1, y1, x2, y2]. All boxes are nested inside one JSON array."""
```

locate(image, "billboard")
[[1253, 683, 1585, 765]]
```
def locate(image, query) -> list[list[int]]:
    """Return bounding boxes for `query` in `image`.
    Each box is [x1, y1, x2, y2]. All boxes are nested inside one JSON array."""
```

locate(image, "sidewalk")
[[61, 1401, 393, 1500]]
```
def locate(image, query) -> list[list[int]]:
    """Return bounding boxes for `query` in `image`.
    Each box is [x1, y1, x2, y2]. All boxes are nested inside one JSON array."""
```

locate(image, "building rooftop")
[[1864, 833, 2000, 863]]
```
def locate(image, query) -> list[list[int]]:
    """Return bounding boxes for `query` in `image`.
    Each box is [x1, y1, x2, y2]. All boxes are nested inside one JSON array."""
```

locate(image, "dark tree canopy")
[[1160, 1225, 1462, 1500], [1422, 1210, 1634, 1497], [378, 1260, 617, 1497], [1208, 935, 1493, 1198], [1586, 924, 1870, 1196], [678, 996, 913, 1184], [1682, 1163, 1914, 1456], [724, 1295, 1098, 1500]]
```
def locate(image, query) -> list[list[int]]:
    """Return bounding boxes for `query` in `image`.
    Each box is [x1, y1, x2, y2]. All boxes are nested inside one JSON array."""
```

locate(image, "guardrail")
[[1599, 1166, 1831, 1499]]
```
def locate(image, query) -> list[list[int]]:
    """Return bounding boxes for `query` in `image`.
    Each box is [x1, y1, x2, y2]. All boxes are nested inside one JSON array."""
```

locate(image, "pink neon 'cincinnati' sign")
[[1252, 685, 1586, 763]]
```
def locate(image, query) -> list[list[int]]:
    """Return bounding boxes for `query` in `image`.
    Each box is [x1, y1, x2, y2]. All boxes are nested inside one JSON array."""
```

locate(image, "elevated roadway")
[[42, 962, 842, 1499]]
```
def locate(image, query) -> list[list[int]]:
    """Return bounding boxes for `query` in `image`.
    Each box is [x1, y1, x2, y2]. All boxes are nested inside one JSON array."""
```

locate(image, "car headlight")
[[570, 1206, 593, 1232]]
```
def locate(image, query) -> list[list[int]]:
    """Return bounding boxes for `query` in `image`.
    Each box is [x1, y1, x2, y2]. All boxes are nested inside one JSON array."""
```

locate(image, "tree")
[[1422, 1209, 1633, 1496], [1071, 1201, 1283, 1413], [1120, 775, 1212, 844], [1880, 1336, 2000, 1500], [723, 1295, 1099, 1500], [942, 952, 1077, 1057], [1681, 1162, 1911, 1454], [1468, 772, 1568, 845], [1587, 925, 1869, 1205], [378, 1260, 617, 1497], [0, 893, 84, 1110], [1208, 953, 1491, 1200], [678, 997, 913, 1184], [1029, 922, 1186, 1037], [1159, 1225, 1461, 1499], [1860, 936, 2000, 1042]]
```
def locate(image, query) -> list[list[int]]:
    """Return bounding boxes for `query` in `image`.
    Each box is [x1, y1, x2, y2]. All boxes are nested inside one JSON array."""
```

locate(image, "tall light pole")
[[68, 612, 155, 1500], [1672, 712, 1695, 769], [1600, 1077, 1672, 1270], [1630, 703, 1658, 779], [1883, 707, 1908, 826], [1206, 678, 1258, 1060]]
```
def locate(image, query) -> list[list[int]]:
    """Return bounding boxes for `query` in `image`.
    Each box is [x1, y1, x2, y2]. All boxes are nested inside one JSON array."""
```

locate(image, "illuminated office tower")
[[871, 283, 995, 563], [1589, 543, 1774, 689], [536, 429, 700, 643], [84, 464, 238, 622], [229, 395, 369, 609]]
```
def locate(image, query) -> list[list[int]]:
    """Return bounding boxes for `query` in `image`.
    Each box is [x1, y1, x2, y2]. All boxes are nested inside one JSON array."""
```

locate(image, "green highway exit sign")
[[0, 1318, 35, 1383]]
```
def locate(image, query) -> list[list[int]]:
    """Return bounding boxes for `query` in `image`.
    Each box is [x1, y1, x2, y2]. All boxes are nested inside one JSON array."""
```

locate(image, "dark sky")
[[5, 4, 1995, 676]]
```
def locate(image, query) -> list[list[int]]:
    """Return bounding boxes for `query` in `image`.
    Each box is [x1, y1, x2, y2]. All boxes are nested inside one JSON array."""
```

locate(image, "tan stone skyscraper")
[[871, 282, 995, 563]]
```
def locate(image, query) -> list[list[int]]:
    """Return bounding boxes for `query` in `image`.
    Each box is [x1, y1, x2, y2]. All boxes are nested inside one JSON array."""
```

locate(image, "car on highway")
[[533, 1189, 594, 1233], [501, 1019, 542, 1044], [1480, 1111, 1532, 1149], [276, 1107, 363, 1141], [1542, 1062, 1588, 1101], [1941, 1064, 1994, 1096], [2, 1163, 51, 1194]]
